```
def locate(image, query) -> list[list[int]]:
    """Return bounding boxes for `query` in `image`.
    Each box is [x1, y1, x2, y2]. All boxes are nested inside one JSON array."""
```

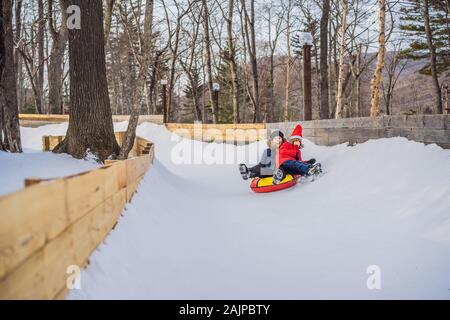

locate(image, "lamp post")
[[300, 32, 313, 121], [443, 83, 449, 114], [212, 82, 220, 122], [161, 79, 168, 123]]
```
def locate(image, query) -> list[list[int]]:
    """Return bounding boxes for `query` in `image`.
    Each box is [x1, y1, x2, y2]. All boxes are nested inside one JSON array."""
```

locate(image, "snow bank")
[[0, 124, 99, 196]]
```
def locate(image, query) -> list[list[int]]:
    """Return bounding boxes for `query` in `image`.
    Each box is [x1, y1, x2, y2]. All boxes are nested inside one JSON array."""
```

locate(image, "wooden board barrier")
[[19, 114, 164, 125], [165, 123, 266, 143], [0, 135, 154, 300]]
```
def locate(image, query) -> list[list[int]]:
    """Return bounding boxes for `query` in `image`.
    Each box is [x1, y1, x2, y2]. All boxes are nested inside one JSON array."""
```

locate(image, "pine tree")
[[183, 69, 204, 122], [400, 0, 450, 75], [215, 47, 247, 123], [216, 48, 235, 123]]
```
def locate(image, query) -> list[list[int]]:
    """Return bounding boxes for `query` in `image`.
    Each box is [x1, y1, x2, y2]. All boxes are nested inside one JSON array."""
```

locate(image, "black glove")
[[307, 158, 316, 165]]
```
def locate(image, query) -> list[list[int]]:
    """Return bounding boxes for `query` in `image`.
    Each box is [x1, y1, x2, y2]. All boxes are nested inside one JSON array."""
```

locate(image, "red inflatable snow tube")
[[250, 174, 301, 193]]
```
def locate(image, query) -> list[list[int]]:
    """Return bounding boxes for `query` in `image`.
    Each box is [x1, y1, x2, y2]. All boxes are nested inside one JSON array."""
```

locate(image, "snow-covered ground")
[[0, 124, 99, 196], [2, 123, 450, 299]]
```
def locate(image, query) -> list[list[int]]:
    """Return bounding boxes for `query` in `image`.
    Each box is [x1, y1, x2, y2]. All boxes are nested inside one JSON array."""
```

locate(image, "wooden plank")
[[42, 132, 128, 152], [19, 114, 69, 122], [0, 188, 128, 300], [103, 188, 127, 233], [126, 155, 150, 187], [0, 180, 67, 281], [20, 114, 164, 124], [42, 222, 79, 299], [166, 123, 265, 130], [0, 248, 49, 299], [24, 178, 50, 187], [126, 176, 144, 202], [101, 164, 121, 199], [105, 160, 127, 190], [66, 169, 105, 224], [165, 124, 266, 142], [42, 136, 50, 151]]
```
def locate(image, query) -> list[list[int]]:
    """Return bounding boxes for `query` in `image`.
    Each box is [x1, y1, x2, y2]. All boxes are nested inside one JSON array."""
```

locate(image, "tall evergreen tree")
[[401, 0, 448, 113], [215, 47, 246, 123], [400, 0, 450, 74]]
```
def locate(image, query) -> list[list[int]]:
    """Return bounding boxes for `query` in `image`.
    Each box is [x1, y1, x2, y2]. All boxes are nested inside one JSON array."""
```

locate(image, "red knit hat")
[[289, 124, 303, 140]]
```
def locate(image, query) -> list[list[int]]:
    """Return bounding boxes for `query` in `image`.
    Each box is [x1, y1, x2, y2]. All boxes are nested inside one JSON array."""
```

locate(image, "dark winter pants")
[[280, 160, 311, 176], [249, 164, 273, 178]]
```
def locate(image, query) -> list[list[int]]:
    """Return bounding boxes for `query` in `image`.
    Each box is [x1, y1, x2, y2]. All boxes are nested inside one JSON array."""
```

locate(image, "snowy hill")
[[71, 123, 450, 299], [2, 123, 449, 299]]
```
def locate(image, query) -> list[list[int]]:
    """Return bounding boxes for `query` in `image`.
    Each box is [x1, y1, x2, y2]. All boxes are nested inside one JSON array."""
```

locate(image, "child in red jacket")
[[273, 124, 321, 184]]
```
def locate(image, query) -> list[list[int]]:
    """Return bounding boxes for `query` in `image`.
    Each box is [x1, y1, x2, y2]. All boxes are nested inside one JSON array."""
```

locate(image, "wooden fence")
[[0, 134, 154, 299], [165, 123, 267, 144], [19, 114, 164, 127]]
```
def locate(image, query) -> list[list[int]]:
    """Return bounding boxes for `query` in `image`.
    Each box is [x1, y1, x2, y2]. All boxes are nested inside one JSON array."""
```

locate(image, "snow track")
[[4, 123, 450, 299]]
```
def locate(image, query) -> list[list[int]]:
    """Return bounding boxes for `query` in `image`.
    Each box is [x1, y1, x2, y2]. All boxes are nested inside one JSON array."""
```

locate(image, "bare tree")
[[201, 0, 218, 123], [382, 40, 407, 115], [0, 0, 22, 153], [15, 0, 46, 115], [283, 0, 293, 122], [116, 0, 156, 159], [335, 0, 347, 119], [48, 0, 68, 114], [104, 0, 115, 45], [178, 4, 203, 121], [370, 0, 386, 117], [37, 0, 45, 114], [226, 0, 240, 123], [240, 0, 260, 122], [319, 0, 330, 119], [262, 1, 284, 123], [162, 0, 190, 123], [14, 0, 23, 109]]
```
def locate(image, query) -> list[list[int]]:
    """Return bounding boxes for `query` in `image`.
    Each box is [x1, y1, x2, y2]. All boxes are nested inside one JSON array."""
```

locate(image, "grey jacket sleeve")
[[259, 149, 271, 167]]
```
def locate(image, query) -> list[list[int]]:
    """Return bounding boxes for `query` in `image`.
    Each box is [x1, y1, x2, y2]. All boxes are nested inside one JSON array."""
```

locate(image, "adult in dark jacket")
[[239, 130, 285, 180]]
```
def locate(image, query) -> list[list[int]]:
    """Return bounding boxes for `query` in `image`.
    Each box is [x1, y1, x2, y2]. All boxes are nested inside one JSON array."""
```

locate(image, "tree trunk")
[[36, 0, 45, 114], [48, 0, 68, 114], [202, 0, 218, 124], [14, 0, 22, 110], [319, 0, 330, 119], [118, 0, 154, 159], [0, 0, 22, 153], [328, 15, 333, 118], [283, 3, 292, 122], [54, 0, 119, 161], [335, 0, 347, 119], [269, 54, 275, 123], [104, 0, 115, 45], [227, 0, 239, 124], [370, 0, 386, 117], [248, 0, 260, 123], [445, 0, 450, 62], [240, 0, 260, 123], [423, 0, 443, 114], [167, 26, 180, 122], [355, 43, 362, 117]]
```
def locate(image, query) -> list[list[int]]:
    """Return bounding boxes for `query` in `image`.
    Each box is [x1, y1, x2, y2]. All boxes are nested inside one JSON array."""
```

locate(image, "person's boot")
[[272, 168, 285, 185], [239, 164, 250, 180], [307, 163, 322, 176]]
